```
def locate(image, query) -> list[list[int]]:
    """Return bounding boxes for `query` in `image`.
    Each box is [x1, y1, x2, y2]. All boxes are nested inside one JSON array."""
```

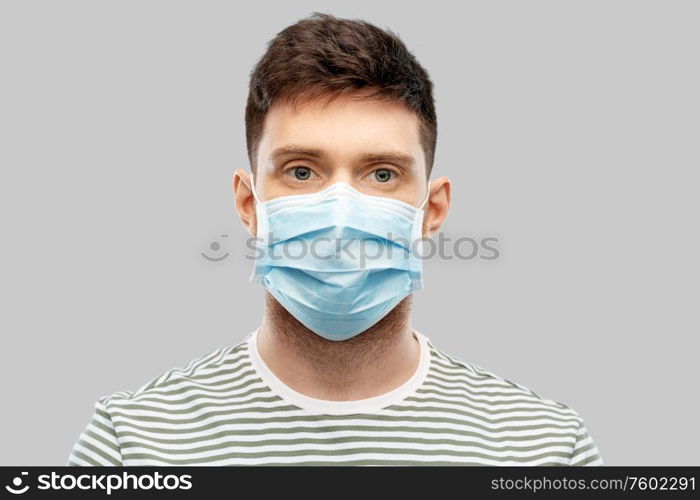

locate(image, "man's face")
[[234, 91, 450, 240], [254, 92, 429, 208]]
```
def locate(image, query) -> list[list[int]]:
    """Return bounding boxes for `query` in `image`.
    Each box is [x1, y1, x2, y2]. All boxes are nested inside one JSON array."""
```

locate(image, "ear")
[[422, 176, 451, 238], [233, 168, 257, 237]]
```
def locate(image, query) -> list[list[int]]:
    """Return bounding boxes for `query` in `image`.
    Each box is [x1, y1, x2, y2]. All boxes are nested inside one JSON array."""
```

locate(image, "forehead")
[[258, 93, 424, 165]]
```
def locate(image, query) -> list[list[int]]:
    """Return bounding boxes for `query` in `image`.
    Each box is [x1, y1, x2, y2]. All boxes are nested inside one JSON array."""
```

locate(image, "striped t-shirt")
[[68, 328, 603, 466]]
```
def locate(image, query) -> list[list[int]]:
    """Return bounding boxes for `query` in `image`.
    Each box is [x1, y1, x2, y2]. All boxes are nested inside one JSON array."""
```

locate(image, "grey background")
[[1, 1, 698, 466]]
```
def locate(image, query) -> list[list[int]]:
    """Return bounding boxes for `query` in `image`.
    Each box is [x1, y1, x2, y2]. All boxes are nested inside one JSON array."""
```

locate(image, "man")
[[68, 12, 603, 466]]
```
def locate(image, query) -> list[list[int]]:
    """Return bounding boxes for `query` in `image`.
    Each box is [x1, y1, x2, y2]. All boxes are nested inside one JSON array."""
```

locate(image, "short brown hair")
[[245, 12, 437, 177]]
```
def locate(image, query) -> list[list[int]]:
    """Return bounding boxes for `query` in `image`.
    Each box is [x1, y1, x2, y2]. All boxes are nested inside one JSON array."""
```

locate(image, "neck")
[[256, 292, 420, 401]]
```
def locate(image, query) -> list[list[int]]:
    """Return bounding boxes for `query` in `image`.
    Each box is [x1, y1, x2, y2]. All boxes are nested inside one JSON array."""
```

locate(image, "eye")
[[373, 168, 394, 183], [288, 166, 313, 181]]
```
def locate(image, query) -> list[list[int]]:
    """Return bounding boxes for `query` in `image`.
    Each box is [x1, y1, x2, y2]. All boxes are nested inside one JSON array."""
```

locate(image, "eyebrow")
[[270, 145, 417, 168]]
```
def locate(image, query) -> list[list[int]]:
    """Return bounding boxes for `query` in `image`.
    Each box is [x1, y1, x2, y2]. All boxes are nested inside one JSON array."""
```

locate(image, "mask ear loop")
[[410, 182, 431, 288], [248, 172, 269, 251], [418, 184, 430, 210], [248, 172, 262, 204]]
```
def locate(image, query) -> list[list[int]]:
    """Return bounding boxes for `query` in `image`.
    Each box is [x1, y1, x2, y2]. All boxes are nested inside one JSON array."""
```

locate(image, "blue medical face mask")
[[248, 175, 430, 341]]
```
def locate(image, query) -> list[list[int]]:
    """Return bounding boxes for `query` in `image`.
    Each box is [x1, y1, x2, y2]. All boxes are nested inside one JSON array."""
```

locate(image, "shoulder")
[[70, 336, 255, 465], [99, 338, 251, 407], [424, 338, 583, 423], [421, 339, 606, 464]]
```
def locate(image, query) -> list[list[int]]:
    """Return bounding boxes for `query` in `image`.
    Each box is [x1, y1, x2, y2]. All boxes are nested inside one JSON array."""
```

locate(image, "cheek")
[[381, 177, 425, 205]]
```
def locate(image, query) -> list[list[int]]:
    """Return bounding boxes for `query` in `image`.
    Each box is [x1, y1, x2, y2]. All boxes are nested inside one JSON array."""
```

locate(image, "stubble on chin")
[[263, 291, 412, 374]]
